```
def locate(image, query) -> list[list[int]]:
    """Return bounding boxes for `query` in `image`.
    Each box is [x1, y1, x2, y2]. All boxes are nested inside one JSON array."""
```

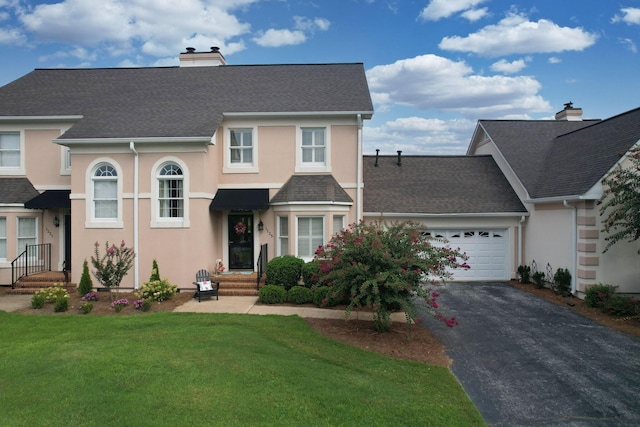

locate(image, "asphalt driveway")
[[417, 282, 640, 427]]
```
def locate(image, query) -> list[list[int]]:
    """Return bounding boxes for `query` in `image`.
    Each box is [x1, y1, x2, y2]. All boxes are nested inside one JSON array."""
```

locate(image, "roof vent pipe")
[[375, 149, 380, 167], [185, 47, 196, 53], [397, 150, 402, 167]]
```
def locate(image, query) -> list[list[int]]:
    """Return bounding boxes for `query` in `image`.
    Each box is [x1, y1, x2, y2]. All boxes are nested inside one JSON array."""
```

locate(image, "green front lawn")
[[0, 311, 484, 426]]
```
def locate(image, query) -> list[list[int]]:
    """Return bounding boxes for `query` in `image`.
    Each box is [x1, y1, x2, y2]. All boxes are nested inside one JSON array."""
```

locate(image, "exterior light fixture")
[[258, 220, 264, 231], [54, 216, 60, 227]]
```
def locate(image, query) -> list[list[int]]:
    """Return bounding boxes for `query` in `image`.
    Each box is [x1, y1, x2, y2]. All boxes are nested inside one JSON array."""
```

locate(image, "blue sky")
[[1, 0, 639, 154]]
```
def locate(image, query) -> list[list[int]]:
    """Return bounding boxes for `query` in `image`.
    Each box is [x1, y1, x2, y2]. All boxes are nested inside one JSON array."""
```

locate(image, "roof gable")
[[271, 175, 353, 204], [0, 178, 39, 204]]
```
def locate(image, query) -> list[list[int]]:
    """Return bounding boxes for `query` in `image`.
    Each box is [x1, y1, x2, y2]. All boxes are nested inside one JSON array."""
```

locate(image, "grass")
[[0, 311, 484, 426]]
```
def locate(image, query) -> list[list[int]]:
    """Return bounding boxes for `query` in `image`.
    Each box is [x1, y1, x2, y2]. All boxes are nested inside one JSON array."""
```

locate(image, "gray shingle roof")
[[0, 64, 373, 140], [480, 107, 640, 199], [0, 178, 40, 204], [363, 155, 526, 214], [271, 175, 353, 204]]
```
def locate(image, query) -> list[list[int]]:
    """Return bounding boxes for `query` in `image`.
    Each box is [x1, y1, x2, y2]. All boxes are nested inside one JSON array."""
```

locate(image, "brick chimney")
[[179, 46, 226, 67], [555, 102, 583, 121]]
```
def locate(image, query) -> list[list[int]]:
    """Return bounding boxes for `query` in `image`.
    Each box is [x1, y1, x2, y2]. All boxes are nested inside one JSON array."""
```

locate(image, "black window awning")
[[24, 190, 71, 209], [209, 189, 269, 211]]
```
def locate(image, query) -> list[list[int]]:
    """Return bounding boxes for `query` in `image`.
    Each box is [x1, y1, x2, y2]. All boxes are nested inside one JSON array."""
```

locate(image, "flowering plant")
[[81, 291, 99, 301], [215, 259, 225, 274], [234, 221, 247, 235], [111, 298, 129, 312], [91, 240, 135, 301], [134, 298, 152, 311]]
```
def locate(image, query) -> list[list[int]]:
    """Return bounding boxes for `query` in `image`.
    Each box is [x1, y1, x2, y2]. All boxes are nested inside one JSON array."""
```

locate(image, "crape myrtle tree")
[[599, 147, 640, 253], [91, 240, 135, 301], [314, 220, 470, 332]]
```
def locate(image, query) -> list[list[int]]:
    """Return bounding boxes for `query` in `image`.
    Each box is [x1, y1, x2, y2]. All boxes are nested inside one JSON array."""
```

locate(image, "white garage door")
[[426, 230, 508, 280]]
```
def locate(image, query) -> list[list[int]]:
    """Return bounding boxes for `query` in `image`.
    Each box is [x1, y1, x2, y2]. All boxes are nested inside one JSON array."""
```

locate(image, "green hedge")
[[266, 255, 305, 289], [288, 286, 313, 304], [259, 285, 287, 304]]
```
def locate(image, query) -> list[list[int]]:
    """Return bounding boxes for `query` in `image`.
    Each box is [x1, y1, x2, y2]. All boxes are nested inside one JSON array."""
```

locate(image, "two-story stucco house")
[[0, 48, 373, 290]]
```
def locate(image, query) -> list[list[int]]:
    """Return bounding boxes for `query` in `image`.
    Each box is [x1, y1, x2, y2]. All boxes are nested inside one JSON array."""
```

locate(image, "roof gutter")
[[223, 111, 374, 119], [53, 136, 213, 145], [0, 115, 83, 123], [364, 212, 530, 218]]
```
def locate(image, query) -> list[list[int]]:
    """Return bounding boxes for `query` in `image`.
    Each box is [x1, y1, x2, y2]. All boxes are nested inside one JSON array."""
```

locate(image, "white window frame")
[[151, 157, 190, 228], [0, 131, 24, 174], [224, 126, 258, 173], [295, 124, 331, 173], [16, 217, 37, 257], [0, 217, 6, 260], [61, 146, 71, 175], [85, 159, 123, 228], [332, 215, 345, 236], [296, 216, 325, 261], [277, 215, 289, 256], [92, 163, 118, 221]]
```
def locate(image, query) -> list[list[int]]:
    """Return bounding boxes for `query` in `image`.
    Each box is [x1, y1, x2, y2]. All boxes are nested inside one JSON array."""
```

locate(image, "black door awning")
[[209, 189, 269, 211], [24, 190, 71, 209]]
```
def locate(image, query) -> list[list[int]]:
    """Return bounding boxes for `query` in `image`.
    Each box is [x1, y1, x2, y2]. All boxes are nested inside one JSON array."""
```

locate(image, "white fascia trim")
[[271, 201, 353, 206], [363, 212, 530, 218], [223, 111, 374, 119], [525, 193, 601, 204], [33, 185, 71, 191], [53, 136, 213, 145], [0, 115, 83, 123]]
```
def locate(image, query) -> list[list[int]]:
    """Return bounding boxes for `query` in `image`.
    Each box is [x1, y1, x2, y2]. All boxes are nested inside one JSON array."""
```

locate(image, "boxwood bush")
[[301, 260, 321, 288], [287, 286, 313, 304], [258, 284, 287, 304], [266, 255, 305, 289], [584, 284, 617, 308]]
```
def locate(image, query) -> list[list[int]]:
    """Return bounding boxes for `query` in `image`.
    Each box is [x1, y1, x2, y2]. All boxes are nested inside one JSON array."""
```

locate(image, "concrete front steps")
[[215, 272, 265, 297], [8, 271, 75, 295]]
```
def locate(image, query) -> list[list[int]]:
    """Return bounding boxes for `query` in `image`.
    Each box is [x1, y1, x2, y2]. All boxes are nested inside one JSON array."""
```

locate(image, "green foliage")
[[258, 284, 287, 304], [78, 302, 93, 314], [77, 259, 94, 296], [532, 271, 545, 289], [517, 265, 531, 283], [601, 294, 640, 317], [312, 286, 331, 307], [584, 284, 618, 308], [287, 286, 313, 304], [599, 146, 640, 253], [266, 255, 305, 289], [552, 268, 572, 295], [91, 240, 135, 297], [137, 279, 177, 302], [301, 260, 321, 288], [31, 293, 45, 309], [315, 221, 468, 331], [54, 296, 69, 312], [34, 283, 69, 303], [149, 259, 160, 281]]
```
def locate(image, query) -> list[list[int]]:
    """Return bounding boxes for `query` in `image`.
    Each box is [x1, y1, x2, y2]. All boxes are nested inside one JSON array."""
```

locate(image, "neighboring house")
[[0, 48, 373, 289], [364, 104, 640, 296]]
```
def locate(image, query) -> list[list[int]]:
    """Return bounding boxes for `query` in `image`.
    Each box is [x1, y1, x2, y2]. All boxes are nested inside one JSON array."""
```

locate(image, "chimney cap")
[[185, 47, 196, 53]]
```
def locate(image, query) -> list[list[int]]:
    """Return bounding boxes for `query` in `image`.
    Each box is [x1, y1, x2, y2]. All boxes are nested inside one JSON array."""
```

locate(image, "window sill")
[[85, 221, 123, 229]]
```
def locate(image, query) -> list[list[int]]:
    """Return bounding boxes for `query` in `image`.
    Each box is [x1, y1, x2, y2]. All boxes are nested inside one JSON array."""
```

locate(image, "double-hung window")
[[158, 163, 184, 219], [0, 132, 20, 168], [301, 128, 325, 165], [93, 164, 118, 220], [17, 217, 36, 255], [0, 217, 6, 259], [278, 216, 289, 256], [230, 129, 253, 165], [297, 216, 324, 260]]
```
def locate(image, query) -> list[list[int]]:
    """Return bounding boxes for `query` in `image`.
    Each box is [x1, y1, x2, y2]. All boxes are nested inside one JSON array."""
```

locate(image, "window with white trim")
[[0, 132, 20, 168], [301, 128, 326, 165], [278, 216, 289, 256], [230, 129, 253, 165], [64, 147, 71, 171], [158, 163, 184, 219], [332, 215, 345, 235], [297, 216, 324, 259], [0, 217, 6, 259], [92, 164, 118, 220], [17, 217, 36, 254]]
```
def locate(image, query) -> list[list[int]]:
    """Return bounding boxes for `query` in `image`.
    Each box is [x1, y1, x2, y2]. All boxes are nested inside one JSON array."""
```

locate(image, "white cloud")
[[17, 0, 256, 59], [419, 0, 488, 21], [366, 54, 551, 118], [0, 26, 27, 45], [294, 16, 330, 32], [439, 12, 598, 57], [548, 56, 561, 64], [253, 28, 306, 47], [364, 117, 477, 155], [612, 7, 640, 25], [490, 58, 528, 74], [460, 7, 488, 22], [619, 37, 638, 53]]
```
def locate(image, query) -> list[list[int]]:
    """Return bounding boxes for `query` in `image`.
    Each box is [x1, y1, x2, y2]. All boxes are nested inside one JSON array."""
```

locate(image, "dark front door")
[[228, 213, 254, 270]]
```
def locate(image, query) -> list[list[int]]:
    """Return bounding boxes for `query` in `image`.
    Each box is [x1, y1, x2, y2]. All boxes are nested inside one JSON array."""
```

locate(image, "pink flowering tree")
[[314, 221, 469, 332], [91, 240, 135, 301]]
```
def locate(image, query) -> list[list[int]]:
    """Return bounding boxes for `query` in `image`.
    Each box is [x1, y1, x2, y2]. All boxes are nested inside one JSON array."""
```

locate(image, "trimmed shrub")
[[31, 293, 45, 309], [266, 255, 305, 289], [584, 284, 617, 308], [77, 259, 94, 296], [287, 286, 313, 304], [78, 302, 93, 314], [138, 279, 177, 302], [552, 268, 572, 295], [258, 285, 287, 304], [149, 259, 161, 281], [517, 265, 531, 283], [532, 271, 545, 289], [301, 260, 321, 288], [54, 296, 69, 312], [312, 286, 330, 307], [601, 294, 640, 317]]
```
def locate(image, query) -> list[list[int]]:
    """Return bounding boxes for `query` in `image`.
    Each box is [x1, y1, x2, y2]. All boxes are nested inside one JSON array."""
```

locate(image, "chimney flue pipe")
[[375, 149, 380, 167], [397, 150, 402, 167]]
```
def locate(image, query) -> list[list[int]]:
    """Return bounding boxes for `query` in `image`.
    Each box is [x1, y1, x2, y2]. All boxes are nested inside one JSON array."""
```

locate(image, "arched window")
[[157, 163, 183, 219], [93, 163, 117, 219]]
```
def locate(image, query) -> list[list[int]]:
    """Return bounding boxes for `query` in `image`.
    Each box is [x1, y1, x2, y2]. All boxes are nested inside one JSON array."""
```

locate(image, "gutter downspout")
[[356, 114, 363, 221], [518, 215, 525, 273], [130, 141, 140, 289], [563, 200, 577, 295]]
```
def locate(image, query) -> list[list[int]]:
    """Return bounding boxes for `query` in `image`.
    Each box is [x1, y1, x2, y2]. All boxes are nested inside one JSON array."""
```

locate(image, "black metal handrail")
[[256, 243, 268, 290], [11, 243, 52, 287]]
